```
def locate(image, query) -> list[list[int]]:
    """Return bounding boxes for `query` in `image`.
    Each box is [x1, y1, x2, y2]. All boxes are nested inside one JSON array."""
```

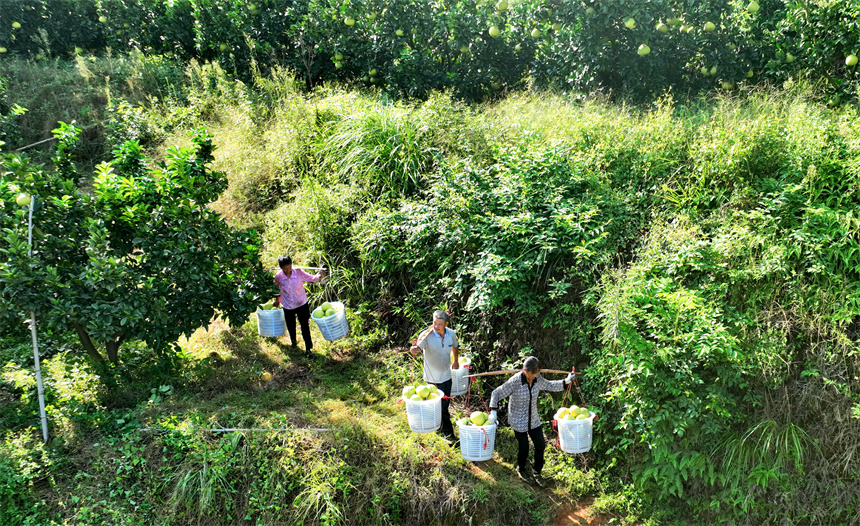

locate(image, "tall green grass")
[[1, 53, 188, 168]]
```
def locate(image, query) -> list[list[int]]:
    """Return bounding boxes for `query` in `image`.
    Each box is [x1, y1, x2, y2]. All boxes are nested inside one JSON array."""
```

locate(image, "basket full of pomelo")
[[401, 384, 442, 433], [256, 302, 286, 337], [450, 354, 473, 396], [311, 301, 349, 341], [457, 411, 497, 461], [554, 405, 596, 454]]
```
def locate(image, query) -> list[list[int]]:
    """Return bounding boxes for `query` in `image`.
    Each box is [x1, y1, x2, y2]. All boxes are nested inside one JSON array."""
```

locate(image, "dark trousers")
[[283, 302, 312, 352], [433, 379, 454, 438], [514, 426, 546, 475]]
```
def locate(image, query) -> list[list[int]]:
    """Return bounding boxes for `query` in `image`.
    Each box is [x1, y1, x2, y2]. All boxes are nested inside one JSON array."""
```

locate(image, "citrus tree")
[[761, 0, 860, 102], [0, 123, 274, 366], [523, 0, 765, 98], [291, 0, 529, 98], [97, 0, 197, 59], [2, 1, 859, 101], [0, 0, 106, 56]]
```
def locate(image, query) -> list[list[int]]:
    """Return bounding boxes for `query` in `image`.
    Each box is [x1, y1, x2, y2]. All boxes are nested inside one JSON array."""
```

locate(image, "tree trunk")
[[106, 332, 125, 364], [71, 321, 106, 366]]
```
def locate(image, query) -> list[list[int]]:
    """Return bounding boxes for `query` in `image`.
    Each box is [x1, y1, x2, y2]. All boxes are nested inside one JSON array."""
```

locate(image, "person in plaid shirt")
[[490, 356, 574, 486]]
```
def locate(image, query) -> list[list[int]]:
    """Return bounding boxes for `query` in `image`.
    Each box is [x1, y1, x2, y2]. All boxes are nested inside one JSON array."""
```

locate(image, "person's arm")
[[296, 268, 322, 283], [273, 272, 282, 307], [450, 331, 460, 369], [487, 369, 515, 424], [489, 375, 516, 411], [409, 338, 425, 357], [409, 325, 433, 356], [536, 375, 566, 393]]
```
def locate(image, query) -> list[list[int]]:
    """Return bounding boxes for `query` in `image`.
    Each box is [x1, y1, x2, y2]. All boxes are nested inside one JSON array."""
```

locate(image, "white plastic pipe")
[[29, 312, 49, 443], [27, 198, 49, 443]]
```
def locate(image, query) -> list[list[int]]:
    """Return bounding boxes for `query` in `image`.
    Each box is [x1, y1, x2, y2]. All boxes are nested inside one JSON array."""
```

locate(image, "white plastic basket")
[[450, 359, 472, 396], [403, 396, 442, 433], [556, 412, 596, 454], [256, 308, 286, 337], [458, 421, 496, 461], [310, 301, 350, 341]]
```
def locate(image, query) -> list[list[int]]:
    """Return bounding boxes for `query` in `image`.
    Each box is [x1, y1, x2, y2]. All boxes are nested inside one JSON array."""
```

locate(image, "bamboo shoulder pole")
[[267, 266, 328, 272], [414, 325, 433, 344], [463, 369, 519, 378], [464, 369, 579, 378]]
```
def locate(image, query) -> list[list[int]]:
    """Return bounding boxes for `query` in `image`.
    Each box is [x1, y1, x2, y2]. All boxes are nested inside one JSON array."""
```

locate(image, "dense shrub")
[[588, 94, 860, 522], [0, 434, 53, 526]]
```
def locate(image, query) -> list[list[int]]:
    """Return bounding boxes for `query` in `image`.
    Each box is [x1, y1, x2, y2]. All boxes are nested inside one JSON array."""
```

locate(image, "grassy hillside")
[[2, 55, 860, 525], [1, 318, 624, 526]]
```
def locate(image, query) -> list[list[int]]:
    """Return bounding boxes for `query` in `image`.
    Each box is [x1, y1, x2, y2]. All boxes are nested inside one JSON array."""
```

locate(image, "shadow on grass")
[[0, 388, 35, 432]]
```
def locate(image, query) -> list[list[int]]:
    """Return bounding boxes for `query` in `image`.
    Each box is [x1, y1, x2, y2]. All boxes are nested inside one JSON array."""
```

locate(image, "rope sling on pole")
[[461, 369, 493, 452], [550, 367, 596, 453], [400, 327, 448, 434], [552, 374, 575, 449]]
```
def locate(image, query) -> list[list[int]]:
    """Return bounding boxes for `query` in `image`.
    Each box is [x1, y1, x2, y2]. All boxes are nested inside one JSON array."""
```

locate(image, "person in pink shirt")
[[273, 255, 326, 354]]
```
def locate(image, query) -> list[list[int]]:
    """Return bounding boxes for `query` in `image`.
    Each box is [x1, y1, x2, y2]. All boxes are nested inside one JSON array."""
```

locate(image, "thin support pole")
[[27, 198, 49, 443], [14, 135, 58, 152], [29, 312, 49, 443], [139, 427, 331, 433]]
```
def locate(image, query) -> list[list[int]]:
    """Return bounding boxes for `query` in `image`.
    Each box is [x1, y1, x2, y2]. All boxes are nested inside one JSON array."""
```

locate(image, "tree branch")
[[71, 321, 106, 366]]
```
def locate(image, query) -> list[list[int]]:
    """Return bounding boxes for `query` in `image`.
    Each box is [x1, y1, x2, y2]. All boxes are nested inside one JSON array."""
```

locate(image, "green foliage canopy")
[[1, 0, 859, 100], [0, 124, 273, 365]]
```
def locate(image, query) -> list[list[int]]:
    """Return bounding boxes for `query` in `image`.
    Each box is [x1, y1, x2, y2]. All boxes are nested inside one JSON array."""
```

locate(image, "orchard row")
[[1, 0, 858, 100]]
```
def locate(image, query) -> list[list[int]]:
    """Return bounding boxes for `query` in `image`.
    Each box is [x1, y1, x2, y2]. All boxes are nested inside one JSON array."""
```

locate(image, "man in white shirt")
[[410, 310, 460, 443]]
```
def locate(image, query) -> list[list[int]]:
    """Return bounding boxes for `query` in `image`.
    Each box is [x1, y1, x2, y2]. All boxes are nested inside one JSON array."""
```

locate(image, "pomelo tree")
[[762, 0, 860, 100], [2, 0, 859, 102], [0, 123, 274, 366], [0, 0, 107, 56]]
